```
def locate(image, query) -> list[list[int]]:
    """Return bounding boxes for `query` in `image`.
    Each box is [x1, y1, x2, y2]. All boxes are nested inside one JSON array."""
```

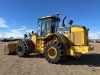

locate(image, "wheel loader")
[[4, 13, 93, 63]]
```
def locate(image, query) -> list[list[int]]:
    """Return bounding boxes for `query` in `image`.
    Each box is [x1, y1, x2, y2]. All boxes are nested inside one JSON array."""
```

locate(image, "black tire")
[[44, 41, 65, 63], [16, 40, 30, 57]]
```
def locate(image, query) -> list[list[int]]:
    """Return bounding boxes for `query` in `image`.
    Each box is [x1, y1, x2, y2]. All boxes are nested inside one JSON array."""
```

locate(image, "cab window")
[[51, 20, 59, 27], [41, 20, 45, 32]]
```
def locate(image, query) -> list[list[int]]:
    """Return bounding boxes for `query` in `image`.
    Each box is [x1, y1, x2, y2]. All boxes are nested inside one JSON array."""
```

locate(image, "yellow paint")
[[37, 33, 66, 53], [31, 26, 90, 57], [36, 38, 45, 53], [71, 27, 87, 45], [48, 47, 57, 59], [66, 46, 89, 56], [71, 27, 84, 32], [31, 34, 37, 45], [45, 33, 53, 39], [63, 33, 70, 38]]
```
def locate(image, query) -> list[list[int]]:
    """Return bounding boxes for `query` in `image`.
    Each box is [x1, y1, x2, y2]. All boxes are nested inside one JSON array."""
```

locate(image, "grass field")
[[0, 42, 100, 75]]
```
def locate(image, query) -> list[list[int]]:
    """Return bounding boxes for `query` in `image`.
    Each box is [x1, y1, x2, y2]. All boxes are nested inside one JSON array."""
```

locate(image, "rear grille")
[[71, 32, 83, 45], [71, 27, 88, 46]]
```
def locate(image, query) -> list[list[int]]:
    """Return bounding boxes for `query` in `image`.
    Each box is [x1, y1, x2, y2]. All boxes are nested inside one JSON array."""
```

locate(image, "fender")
[[45, 33, 68, 45]]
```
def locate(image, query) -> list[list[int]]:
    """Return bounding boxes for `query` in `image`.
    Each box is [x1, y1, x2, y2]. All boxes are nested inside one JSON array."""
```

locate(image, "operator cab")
[[38, 15, 60, 37]]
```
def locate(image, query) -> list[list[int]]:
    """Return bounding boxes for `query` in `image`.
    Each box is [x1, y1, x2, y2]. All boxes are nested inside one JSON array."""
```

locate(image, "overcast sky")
[[0, 0, 100, 39]]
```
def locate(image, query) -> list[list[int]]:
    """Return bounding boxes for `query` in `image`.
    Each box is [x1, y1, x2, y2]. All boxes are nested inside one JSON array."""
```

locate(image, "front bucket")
[[4, 42, 18, 55]]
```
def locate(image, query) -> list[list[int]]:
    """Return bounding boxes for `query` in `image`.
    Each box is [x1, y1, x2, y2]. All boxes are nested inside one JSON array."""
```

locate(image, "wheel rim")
[[48, 47, 57, 59], [18, 46, 23, 52]]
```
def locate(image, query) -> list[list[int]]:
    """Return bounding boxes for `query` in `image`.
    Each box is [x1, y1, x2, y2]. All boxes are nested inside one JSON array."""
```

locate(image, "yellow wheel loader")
[[4, 13, 93, 63]]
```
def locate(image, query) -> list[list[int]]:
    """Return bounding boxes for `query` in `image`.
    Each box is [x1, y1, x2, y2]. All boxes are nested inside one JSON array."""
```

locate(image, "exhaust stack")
[[62, 16, 66, 26]]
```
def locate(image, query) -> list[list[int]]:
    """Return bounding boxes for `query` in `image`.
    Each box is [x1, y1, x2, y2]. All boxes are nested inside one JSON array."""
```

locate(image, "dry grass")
[[0, 42, 100, 75]]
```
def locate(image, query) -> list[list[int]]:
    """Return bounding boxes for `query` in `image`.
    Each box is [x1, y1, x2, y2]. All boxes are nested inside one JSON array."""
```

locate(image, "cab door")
[[38, 19, 51, 37]]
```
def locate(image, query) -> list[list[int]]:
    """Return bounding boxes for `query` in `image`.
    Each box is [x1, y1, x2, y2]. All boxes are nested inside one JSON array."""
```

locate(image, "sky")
[[0, 0, 100, 39]]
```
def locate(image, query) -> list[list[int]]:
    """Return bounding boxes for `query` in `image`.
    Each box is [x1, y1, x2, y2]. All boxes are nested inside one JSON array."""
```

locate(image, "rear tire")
[[44, 41, 65, 63]]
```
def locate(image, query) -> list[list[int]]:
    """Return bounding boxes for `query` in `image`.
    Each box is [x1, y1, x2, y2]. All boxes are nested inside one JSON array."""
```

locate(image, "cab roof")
[[39, 15, 60, 21]]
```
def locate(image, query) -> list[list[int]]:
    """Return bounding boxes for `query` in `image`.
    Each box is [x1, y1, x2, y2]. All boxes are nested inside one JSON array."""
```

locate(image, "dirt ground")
[[0, 42, 100, 75]]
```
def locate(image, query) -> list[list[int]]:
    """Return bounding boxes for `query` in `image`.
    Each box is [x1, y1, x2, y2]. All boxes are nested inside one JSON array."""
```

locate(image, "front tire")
[[44, 41, 65, 63], [16, 40, 30, 57]]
